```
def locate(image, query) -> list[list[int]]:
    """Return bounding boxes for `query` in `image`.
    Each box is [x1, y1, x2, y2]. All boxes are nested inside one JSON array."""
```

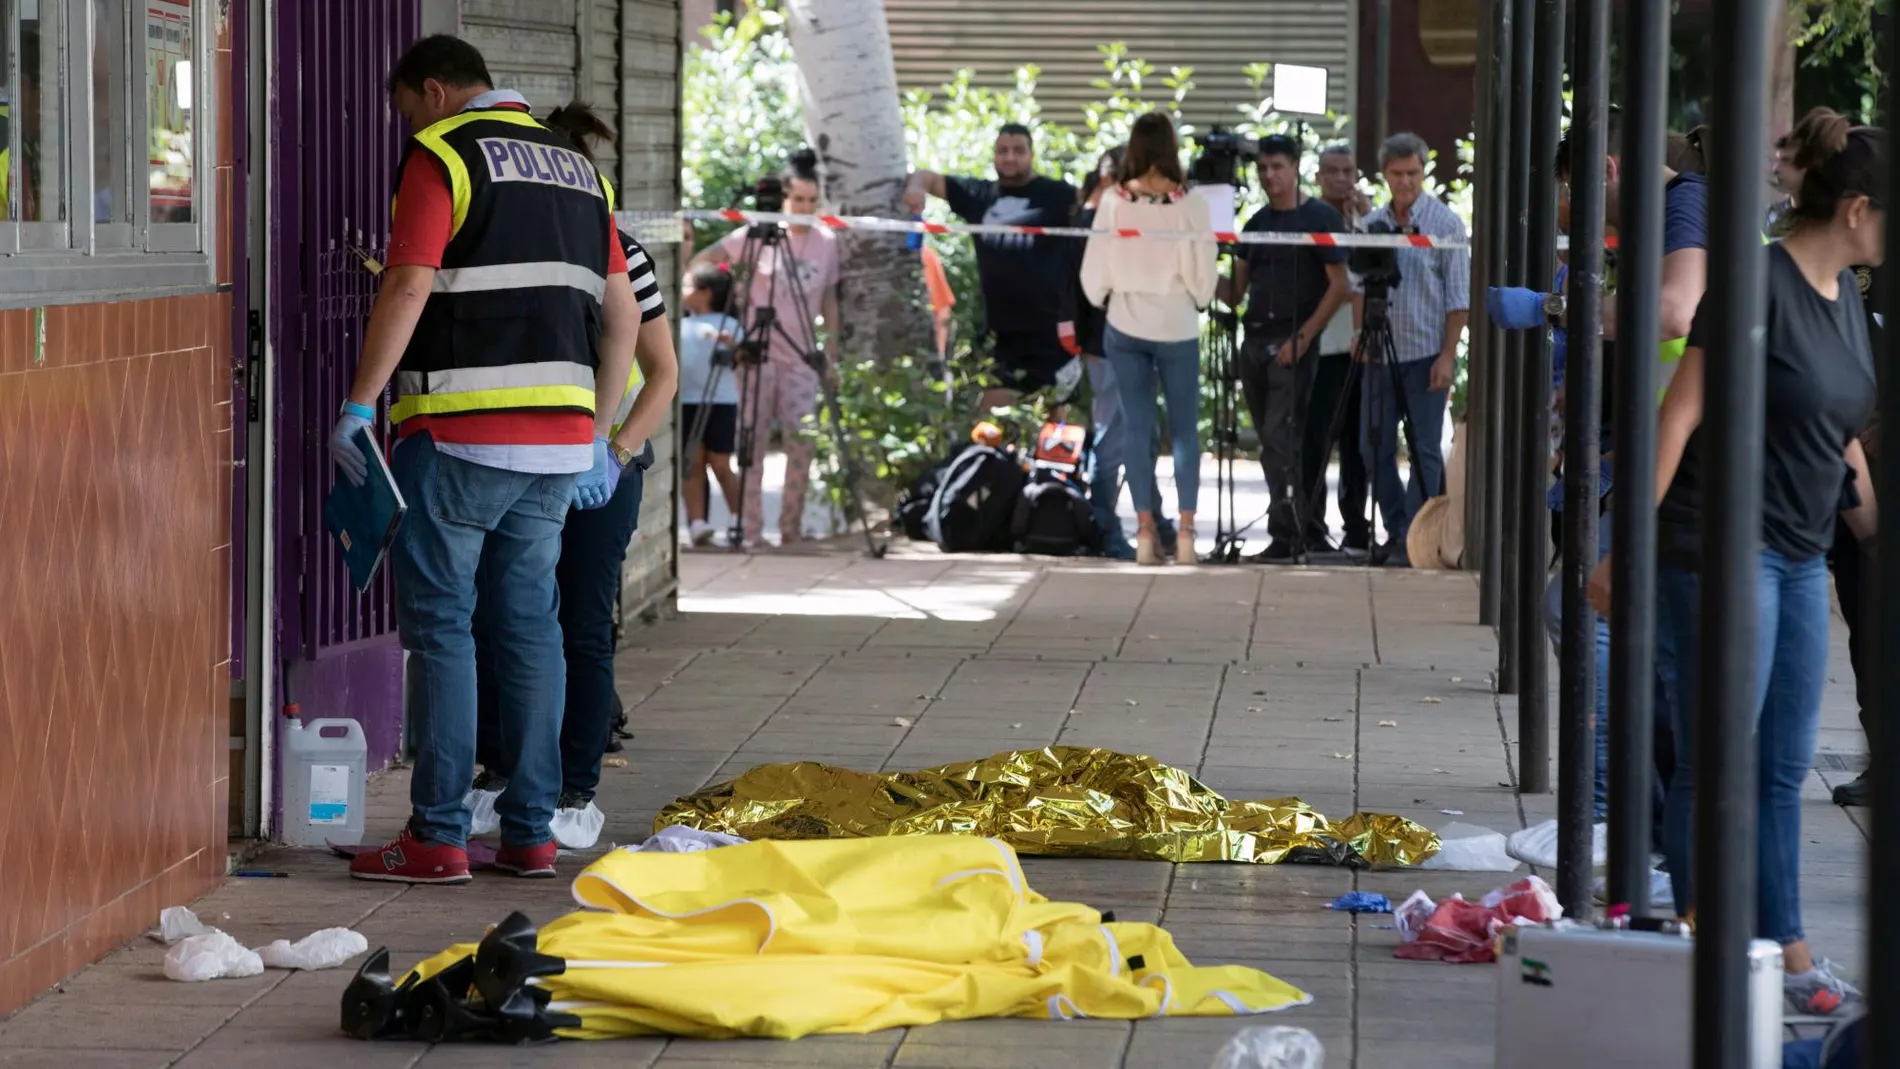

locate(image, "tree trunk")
[[783, 0, 932, 367], [1770, 3, 1797, 148]]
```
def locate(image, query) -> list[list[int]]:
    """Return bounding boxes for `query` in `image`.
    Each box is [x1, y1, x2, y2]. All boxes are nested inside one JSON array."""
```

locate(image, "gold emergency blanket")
[[407, 836, 1312, 1038], [657, 746, 1439, 867]]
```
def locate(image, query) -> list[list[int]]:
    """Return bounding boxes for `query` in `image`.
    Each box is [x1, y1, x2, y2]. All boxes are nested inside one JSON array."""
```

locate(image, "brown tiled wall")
[[0, 293, 235, 1015], [0, 11, 238, 1019]]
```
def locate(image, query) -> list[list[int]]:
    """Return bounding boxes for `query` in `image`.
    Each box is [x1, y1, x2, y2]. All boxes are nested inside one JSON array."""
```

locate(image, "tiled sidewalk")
[[0, 550, 1869, 1069]]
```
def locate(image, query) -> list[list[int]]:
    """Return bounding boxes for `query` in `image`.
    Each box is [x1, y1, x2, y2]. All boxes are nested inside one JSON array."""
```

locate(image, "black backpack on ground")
[[896, 455, 956, 541], [926, 445, 1027, 553], [1012, 470, 1098, 556]]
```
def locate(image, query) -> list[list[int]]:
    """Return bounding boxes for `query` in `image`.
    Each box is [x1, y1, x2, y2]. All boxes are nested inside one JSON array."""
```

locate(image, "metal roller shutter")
[[883, 0, 1357, 133]]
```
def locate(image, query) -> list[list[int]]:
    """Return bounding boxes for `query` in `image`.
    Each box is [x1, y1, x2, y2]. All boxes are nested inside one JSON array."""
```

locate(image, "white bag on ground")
[[1506, 819, 1608, 870], [465, 787, 502, 837], [156, 906, 214, 944], [627, 826, 748, 854], [256, 927, 369, 970], [1210, 1025, 1325, 1068], [1393, 890, 1439, 944], [1418, 822, 1521, 872], [551, 801, 606, 851], [164, 932, 263, 982]]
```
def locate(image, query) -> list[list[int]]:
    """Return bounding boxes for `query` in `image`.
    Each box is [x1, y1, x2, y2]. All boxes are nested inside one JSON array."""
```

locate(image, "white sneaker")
[[688, 519, 716, 546]]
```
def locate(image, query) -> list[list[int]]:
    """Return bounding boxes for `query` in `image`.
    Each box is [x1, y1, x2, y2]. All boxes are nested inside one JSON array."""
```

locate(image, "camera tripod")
[[1297, 283, 1426, 566], [714, 222, 887, 558], [1204, 299, 1250, 563]]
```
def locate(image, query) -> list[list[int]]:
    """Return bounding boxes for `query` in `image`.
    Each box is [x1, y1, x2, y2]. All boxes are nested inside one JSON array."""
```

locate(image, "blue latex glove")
[[1486, 285, 1549, 330], [329, 401, 375, 487], [572, 436, 624, 510], [1325, 891, 1393, 913]]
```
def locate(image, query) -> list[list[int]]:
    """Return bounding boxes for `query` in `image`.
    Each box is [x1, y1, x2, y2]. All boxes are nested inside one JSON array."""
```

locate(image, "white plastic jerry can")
[[281, 709, 368, 847]]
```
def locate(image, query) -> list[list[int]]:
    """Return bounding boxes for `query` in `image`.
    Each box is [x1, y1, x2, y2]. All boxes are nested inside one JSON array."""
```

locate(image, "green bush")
[[684, 4, 1477, 509]]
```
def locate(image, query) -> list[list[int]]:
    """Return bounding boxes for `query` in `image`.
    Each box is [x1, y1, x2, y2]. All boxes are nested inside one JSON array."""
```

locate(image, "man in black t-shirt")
[[1219, 136, 1351, 561], [905, 124, 1081, 410]]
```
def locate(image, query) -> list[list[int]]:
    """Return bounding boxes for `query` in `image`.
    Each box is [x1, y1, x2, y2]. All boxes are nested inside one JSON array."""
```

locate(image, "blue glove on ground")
[[573, 437, 624, 510], [329, 401, 375, 487], [1486, 286, 1549, 330]]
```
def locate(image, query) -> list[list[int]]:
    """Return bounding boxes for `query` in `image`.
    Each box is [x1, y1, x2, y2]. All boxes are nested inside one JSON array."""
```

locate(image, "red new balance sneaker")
[[349, 825, 472, 884], [493, 840, 558, 879]]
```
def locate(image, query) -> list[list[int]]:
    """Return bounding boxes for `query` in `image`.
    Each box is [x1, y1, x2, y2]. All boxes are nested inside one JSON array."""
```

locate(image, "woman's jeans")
[[477, 464, 646, 803], [1103, 324, 1202, 515], [1657, 549, 1829, 944], [1084, 354, 1163, 542]]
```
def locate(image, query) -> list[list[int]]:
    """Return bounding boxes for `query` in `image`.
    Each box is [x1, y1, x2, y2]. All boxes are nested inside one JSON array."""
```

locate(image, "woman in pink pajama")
[[689, 155, 842, 548]]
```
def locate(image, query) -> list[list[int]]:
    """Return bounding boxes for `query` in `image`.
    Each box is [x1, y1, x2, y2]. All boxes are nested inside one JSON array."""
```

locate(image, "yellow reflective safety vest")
[[389, 107, 618, 425], [404, 836, 1311, 1039]]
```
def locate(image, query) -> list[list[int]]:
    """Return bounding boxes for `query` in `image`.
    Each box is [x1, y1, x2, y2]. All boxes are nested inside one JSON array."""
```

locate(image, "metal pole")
[[1515, 0, 1562, 795], [1464, 2, 1496, 594], [1870, 30, 1900, 1064], [1477, 0, 1512, 629], [1555, 0, 1607, 921], [1695, 0, 1772, 1064], [1374, 0, 1391, 146], [1606, 0, 1667, 917], [1499, 0, 1535, 697]]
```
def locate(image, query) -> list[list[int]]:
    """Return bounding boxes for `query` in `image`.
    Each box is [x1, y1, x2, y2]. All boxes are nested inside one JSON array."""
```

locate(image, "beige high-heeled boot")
[[1174, 514, 1198, 565], [1135, 520, 1162, 566]]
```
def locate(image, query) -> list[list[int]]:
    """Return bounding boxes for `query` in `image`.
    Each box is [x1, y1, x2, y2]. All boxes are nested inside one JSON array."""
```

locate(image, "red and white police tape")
[[614, 208, 1605, 252], [614, 208, 1471, 249]]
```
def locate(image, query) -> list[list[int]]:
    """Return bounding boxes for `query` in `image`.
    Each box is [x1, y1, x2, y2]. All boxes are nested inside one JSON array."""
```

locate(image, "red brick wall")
[[0, 25, 237, 1018]]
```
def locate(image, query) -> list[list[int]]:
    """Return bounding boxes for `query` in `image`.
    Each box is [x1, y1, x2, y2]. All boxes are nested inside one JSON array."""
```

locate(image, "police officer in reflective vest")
[[336, 36, 669, 884]]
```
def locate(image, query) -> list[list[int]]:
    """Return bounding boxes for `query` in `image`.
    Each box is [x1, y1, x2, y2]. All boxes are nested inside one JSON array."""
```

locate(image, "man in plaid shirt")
[[1350, 132, 1471, 566]]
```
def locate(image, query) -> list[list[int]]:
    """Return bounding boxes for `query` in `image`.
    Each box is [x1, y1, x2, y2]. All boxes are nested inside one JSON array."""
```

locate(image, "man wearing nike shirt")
[[905, 124, 1080, 410]]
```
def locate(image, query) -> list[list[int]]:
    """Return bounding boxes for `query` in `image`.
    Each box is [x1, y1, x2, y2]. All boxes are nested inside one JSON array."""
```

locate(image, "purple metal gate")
[[272, 1, 422, 781]]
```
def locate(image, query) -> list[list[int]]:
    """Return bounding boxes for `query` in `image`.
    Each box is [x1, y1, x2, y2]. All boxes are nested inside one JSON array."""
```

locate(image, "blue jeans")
[[1361, 357, 1448, 545], [477, 466, 644, 802], [1657, 549, 1829, 943], [1104, 324, 1201, 515], [1543, 507, 1612, 819], [391, 433, 575, 850], [1085, 354, 1163, 543]]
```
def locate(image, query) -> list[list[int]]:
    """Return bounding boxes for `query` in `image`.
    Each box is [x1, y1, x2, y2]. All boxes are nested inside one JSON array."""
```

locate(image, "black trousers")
[[1238, 329, 1307, 543], [1301, 350, 1371, 547], [1828, 514, 1871, 737]]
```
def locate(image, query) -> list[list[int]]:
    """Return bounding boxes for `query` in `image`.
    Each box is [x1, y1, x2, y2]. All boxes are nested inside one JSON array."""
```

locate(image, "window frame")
[[0, 0, 216, 309]]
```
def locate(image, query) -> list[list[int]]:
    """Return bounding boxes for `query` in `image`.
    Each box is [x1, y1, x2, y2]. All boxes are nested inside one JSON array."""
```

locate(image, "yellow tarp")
[[656, 746, 1440, 867], [406, 836, 1311, 1039]]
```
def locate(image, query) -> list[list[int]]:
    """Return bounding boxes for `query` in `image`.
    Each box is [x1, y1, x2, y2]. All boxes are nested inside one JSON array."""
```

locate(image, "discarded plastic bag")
[[1210, 1025, 1325, 1069], [1394, 875, 1561, 964], [164, 931, 263, 982], [552, 800, 606, 851], [1418, 823, 1521, 872], [256, 927, 368, 970], [1506, 819, 1606, 870], [1594, 867, 1674, 909], [156, 906, 215, 944], [1394, 889, 1438, 943], [465, 787, 502, 837], [626, 825, 748, 854]]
